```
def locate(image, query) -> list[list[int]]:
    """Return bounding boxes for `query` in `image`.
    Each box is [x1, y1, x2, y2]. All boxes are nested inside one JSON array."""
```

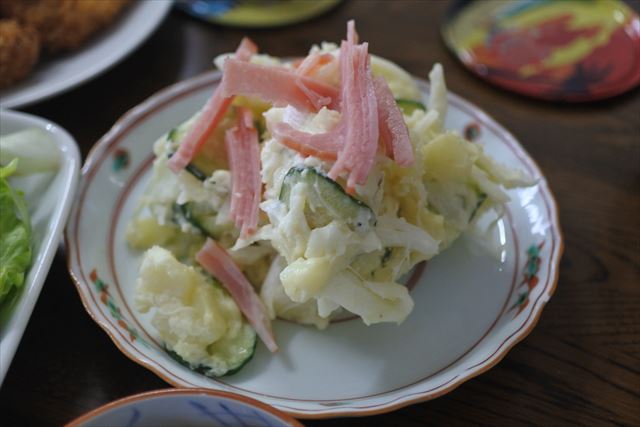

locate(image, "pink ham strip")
[[347, 19, 359, 44], [295, 53, 338, 110], [328, 40, 379, 192], [270, 121, 341, 160], [225, 108, 261, 237], [220, 59, 339, 112], [269, 21, 378, 187], [168, 38, 257, 173], [294, 79, 332, 111], [373, 76, 414, 166], [226, 130, 240, 223], [268, 50, 343, 159], [266, 26, 380, 193], [269, 21, 381, 192], [196, 239, 278, 353], [296, 52, 335, 77], [269, 21, 414, 190]]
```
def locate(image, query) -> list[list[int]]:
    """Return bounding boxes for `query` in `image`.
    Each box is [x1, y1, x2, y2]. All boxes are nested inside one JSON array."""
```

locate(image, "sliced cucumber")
[[469, 192, 487, 221], [167, 127, 179, 142], [396, 99, 426, 115], [350, 246, 407, 282], [207, 323, 257, 376], [166, 152, 208, 181], [172, 202, 225, 239], [166, 322, 256, 377], [279, 167, 375, 232], [254, 119, 265, 142], [184, 163, 208, 181]]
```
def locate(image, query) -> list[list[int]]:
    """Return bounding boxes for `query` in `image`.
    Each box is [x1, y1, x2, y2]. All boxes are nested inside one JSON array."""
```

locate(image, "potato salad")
[[126, 21, 532, 376]]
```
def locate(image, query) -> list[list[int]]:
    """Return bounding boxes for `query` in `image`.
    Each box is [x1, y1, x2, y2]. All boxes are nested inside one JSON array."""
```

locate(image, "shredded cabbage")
[[128, 46, 533, 336], [0, 128, 59, 176], [254, 60, 532, 326]]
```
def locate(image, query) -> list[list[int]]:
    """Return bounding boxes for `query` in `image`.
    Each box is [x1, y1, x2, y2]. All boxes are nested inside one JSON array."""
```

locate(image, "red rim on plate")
[[64, 71, 564, 418], [65, 388, 304, 427]]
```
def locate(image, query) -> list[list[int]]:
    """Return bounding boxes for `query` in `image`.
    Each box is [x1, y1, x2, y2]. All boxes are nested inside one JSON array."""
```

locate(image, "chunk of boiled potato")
[[422, 132, 478, 183], [126, 217, 178, 249], [135, 246, 242, 364], [280, 257, 333, 303]]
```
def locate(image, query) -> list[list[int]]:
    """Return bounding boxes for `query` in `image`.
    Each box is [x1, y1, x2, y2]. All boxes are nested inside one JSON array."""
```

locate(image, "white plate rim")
[[64, 70, 564, 418], [0, 110, 81, 383], [0, 0, 173, 109]]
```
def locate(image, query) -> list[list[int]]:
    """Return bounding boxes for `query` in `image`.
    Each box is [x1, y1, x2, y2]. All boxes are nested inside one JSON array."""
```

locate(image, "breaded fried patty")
[[0, 0, 130, 53], [0, 19, 40, 88]]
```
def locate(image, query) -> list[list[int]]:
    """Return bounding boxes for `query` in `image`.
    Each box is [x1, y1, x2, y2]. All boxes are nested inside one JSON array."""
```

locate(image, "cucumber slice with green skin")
[[184, 163, 208, 181], [469, 193, 487, 221], [395, 99, 426, 115], [165, 323, 257, 377], [167, 127, 179, 142], [172, 202, 224, 238], [279, 167, 375, 232], [350, 246, 406, 282], [254, 120, 266, 142], [166, 152, 208, 181]]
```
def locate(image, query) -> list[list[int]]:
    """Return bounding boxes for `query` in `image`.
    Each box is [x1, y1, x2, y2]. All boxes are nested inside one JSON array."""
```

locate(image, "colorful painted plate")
[[65, 71, 563, 418], [66, 388, 303, 427], [442, 0, 640, 101], [175, 0, 341, 28]]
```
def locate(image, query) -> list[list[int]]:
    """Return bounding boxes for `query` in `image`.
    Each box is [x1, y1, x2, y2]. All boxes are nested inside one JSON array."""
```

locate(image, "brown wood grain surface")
[[1, 1, 639, 425]]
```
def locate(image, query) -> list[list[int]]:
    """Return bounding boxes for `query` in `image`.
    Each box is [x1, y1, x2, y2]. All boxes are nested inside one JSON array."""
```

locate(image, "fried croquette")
[[0, 0, 130, 53], [0, 19, 40, 89]]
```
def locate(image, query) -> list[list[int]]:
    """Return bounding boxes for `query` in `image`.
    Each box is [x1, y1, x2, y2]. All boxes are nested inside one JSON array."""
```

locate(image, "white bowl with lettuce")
[[0, 110, 80, 383]]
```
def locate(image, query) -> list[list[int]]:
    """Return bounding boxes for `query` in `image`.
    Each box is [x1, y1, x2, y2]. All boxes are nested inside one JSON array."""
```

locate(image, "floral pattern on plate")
[[66, 388, 303, 427], [65, 72, 563, 418]]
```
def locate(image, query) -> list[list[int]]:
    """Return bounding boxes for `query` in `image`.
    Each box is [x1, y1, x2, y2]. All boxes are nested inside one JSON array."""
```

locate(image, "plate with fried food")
[[0, 0, 172, 109]]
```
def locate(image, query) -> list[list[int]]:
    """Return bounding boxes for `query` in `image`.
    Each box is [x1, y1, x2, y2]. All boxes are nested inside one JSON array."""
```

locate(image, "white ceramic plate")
[[65, 72, 563, 418], [0, 0, 172, 109], [0, 110, 81, 383], [66, 388, 303, 427]]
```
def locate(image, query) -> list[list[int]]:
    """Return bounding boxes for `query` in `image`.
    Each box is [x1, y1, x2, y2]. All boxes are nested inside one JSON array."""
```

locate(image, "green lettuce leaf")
[[0, 159, 32, 303]]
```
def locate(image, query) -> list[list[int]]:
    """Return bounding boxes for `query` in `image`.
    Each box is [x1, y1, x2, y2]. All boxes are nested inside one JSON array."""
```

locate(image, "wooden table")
[[1, 1, 638, 425]]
